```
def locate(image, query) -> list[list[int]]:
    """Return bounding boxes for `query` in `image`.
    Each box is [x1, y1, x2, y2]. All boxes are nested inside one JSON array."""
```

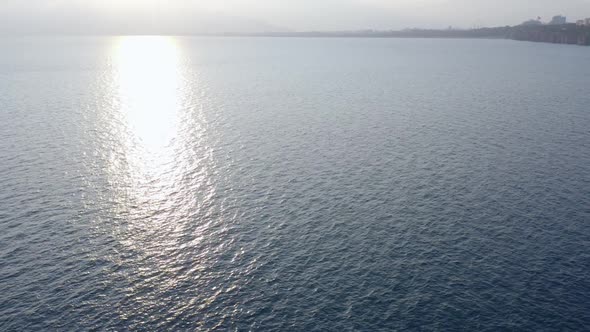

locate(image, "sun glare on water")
[[109, 36, 189, 209], [113, 36, 182, 153], [107, 36, 203, 302]]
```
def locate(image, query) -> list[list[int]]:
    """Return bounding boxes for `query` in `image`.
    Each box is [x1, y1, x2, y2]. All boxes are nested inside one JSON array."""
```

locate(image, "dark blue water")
[[1, 37, 589, 331]]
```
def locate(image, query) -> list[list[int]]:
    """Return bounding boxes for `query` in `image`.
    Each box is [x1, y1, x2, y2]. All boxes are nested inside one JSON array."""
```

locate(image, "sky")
[[1, 0, 590, 34]]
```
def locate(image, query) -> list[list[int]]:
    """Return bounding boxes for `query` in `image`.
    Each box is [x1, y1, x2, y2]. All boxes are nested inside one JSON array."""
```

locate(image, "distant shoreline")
[[4, 24, 589, 45], [222, 24, 590, 46]]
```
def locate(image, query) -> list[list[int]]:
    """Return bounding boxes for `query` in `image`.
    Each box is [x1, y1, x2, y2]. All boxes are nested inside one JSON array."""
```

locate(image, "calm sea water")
[[0, 37, 589, 331]]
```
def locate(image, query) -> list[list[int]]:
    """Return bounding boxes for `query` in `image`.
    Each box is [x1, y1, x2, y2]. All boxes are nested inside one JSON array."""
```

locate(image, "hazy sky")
[[1, 0, 590, 34]]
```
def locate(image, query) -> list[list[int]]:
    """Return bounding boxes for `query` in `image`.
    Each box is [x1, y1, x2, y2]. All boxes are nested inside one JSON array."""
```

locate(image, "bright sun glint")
[[113, 36, 182, 153]]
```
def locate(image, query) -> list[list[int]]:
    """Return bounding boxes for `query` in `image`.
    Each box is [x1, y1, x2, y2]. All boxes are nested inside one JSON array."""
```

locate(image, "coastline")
[[218, 24, 590, 46]]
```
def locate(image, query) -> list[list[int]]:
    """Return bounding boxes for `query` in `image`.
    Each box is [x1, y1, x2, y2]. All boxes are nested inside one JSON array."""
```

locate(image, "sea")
[[0, 36, 589, 331]]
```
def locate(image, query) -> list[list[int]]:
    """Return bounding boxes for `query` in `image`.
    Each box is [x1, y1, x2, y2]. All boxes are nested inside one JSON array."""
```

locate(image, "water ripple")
[[0, 37, 589, 331]]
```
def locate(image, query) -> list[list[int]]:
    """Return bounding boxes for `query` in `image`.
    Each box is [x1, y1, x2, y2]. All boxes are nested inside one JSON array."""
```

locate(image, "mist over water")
[[0, 37, 589, 330]]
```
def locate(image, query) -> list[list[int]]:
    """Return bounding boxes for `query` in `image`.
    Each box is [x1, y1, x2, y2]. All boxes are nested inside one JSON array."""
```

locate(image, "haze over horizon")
[[1, 0, 590, 35]]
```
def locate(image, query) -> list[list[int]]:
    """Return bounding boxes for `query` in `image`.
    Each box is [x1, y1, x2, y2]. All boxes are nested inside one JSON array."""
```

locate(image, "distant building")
[[577, 20, 585, 26], [549, 15, 567, 25], [586, 18, 590, 25]]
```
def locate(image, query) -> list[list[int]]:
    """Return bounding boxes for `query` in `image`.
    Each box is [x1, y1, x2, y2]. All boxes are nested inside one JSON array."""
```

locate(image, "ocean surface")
[[0, 36, 589, 331]]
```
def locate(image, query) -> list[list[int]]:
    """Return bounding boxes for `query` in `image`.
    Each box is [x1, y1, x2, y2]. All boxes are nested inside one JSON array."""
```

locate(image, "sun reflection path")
[[104, 36, 237, 323], [114, 36, 182, 153], [110, 36, 187, 213]]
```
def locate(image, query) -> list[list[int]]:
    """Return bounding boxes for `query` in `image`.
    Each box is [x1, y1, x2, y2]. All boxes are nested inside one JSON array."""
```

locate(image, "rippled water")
[[1, 37, 589, 331]]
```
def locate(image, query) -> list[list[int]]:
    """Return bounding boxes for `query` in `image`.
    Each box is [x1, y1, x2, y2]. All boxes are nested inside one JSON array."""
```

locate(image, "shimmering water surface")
[[1, 37, 589, 331]]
